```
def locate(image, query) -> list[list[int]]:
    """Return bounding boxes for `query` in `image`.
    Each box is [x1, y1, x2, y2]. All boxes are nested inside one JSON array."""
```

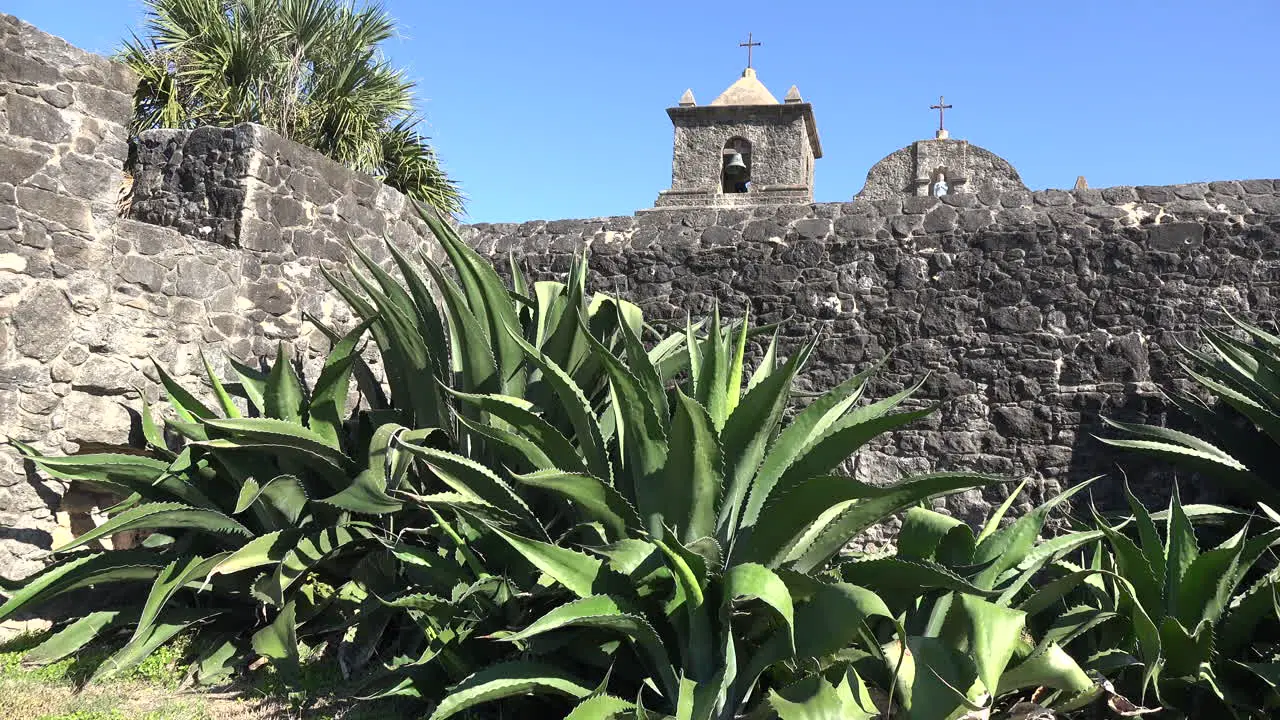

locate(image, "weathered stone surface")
[[12, 285, 73, 361], [0, 146, 46, 185], [5, 93, 69, 143]]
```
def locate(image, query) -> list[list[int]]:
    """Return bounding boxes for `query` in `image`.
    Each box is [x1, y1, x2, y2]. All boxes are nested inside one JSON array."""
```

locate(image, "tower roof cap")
[[710, 67, 780, 106]]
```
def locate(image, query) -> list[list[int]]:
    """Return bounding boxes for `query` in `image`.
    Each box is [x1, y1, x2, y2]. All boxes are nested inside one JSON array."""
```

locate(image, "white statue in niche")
[[932, 170, 948, 197]]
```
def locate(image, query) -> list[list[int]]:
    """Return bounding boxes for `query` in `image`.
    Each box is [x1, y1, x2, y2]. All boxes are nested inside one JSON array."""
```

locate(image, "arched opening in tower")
[[722, 137, 752, 194]]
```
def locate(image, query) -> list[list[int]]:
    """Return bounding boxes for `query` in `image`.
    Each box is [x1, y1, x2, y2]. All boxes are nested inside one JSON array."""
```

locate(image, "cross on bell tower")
[[930, 95, 953, 139], [739, 33, 761, 68]]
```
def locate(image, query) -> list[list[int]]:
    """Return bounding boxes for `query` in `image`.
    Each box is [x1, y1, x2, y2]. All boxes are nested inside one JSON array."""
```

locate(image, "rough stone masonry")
[[2, 13, 1280, 579]]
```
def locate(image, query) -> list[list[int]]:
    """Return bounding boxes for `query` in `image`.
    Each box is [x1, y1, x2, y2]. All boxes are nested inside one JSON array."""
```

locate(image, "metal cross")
[[739, 33, 761, 68], [930, 95, 953, 133]]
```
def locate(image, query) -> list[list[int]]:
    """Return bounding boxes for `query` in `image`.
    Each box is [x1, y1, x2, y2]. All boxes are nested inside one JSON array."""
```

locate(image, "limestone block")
[[5, 92, 70, 143], [12, 284, 73, 361]]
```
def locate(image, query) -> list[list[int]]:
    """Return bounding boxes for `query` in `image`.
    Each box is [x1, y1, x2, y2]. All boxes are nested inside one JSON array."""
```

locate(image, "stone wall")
[[463, 181, 1280, 534], [4, 12, 1280, 579], [0, 15, 439, 580]]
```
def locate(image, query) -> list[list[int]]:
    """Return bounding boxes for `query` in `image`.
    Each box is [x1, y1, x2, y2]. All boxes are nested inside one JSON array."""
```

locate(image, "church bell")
[[723, 152, 748, 178]]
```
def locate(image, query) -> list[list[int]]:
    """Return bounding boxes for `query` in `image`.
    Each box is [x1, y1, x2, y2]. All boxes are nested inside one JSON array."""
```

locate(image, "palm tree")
[[120, 0, 463, 214]]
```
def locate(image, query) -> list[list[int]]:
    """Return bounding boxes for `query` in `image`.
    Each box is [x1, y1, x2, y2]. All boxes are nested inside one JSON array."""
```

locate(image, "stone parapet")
[[463, 178, 1280, 547]]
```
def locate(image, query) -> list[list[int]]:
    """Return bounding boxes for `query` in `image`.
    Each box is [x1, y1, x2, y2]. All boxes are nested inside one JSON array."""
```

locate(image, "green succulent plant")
[[1, 332, 404, 684], [1099, 316, 1280, 511], [380, 244, 1002, 718], [837, 480, 1106, 718], [1070, 485, 1280, 717]]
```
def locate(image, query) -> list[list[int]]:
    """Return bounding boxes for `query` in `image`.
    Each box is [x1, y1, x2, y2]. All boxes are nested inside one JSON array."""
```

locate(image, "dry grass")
[[0, 676, 297, 720]]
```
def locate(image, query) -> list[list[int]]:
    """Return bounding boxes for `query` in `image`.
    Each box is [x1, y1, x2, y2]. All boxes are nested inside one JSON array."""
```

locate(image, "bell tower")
[[652, 60, 821, 208]]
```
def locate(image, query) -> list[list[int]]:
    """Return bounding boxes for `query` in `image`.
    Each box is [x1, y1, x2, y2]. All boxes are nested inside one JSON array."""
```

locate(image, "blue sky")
[[8, 0, 1277, 222]]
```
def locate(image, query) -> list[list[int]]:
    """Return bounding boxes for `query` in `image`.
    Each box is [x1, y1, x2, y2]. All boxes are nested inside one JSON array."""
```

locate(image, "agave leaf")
[[92, 607, 220, 683], [429, 660, 594, 720], [10, 442, 207, 505], [22, 610, 124, 666], [251, 600, 299, 675], [614, 300, 670, 427], [397, 444, 542, 535], [419, 252, 500, 395], [1176, 533, 1244, 630], [889, 635, 980, 718], [135, 392, 175, 459], [489, 526, 607, 599], [226, 355, 269, 414], [769, 673, 877, 720], [151, 360, 215, 421], [131, 554, 227, 648], [197, 438, 349, 493], [1218, 569, 1280, 656], [1040, 605, 1120, 649], [423, 208, 527, 396], [192, 633, 242, 686], [1095, 434, 1264, 503], [348, 245, 451, 426], [255, 525, 377, 606], [655, 535, 714, 681], [771, 405, 936, 518], [264, 342, 306, 423], [198, 349, 240, 418], [307, 317, 375, 449], [204, 417, 356, 471], [52, 502, 250, 554], [511, 469, 642, 540], [384, 240, 449, 380], [696, 306, 731, 431], [662, 391, 723, 543], [955, 594, 1026, 696], [207, 529, 304, 577], [581, 318, 668, 518], [500, 595, 677, 699], [976, 479, 1025, 545], [743, 329, 778, 392], [841, 558, 998, 599], [725, 311, 750, 418], [1015, 569, 1105, 616], [898, 506, 976, 564], [250, 474, 308, 526], [1163, 485, 1199, 619], [315, 468, 402, 515], [750, 472, 998, 572], [972, 480, 1094, 591], [321, 268, 418, 422], [459, 414, 559, 471], [1123, 482, 1165, 578], [1158, 616, 1212, 679], [565, 694, 636, 720], [716, 337, 814, 539], [724, 563, 795, 652], [1094, 510, 1162, 614], [0, 552, 165, 621], [998, 642, 1097, 695], [506, 327, 612, 481], [445, 387, 587, 473]]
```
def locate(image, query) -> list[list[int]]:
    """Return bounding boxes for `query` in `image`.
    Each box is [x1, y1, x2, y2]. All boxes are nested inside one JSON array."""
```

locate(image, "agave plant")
[[0, 210, 686, 697], [0, 334, 409, 684], [376, 251, 1003, 717], [1070, 484, 1280, 717], [1099, 316, 1280, 511], [836, 480, 1108, 718]]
